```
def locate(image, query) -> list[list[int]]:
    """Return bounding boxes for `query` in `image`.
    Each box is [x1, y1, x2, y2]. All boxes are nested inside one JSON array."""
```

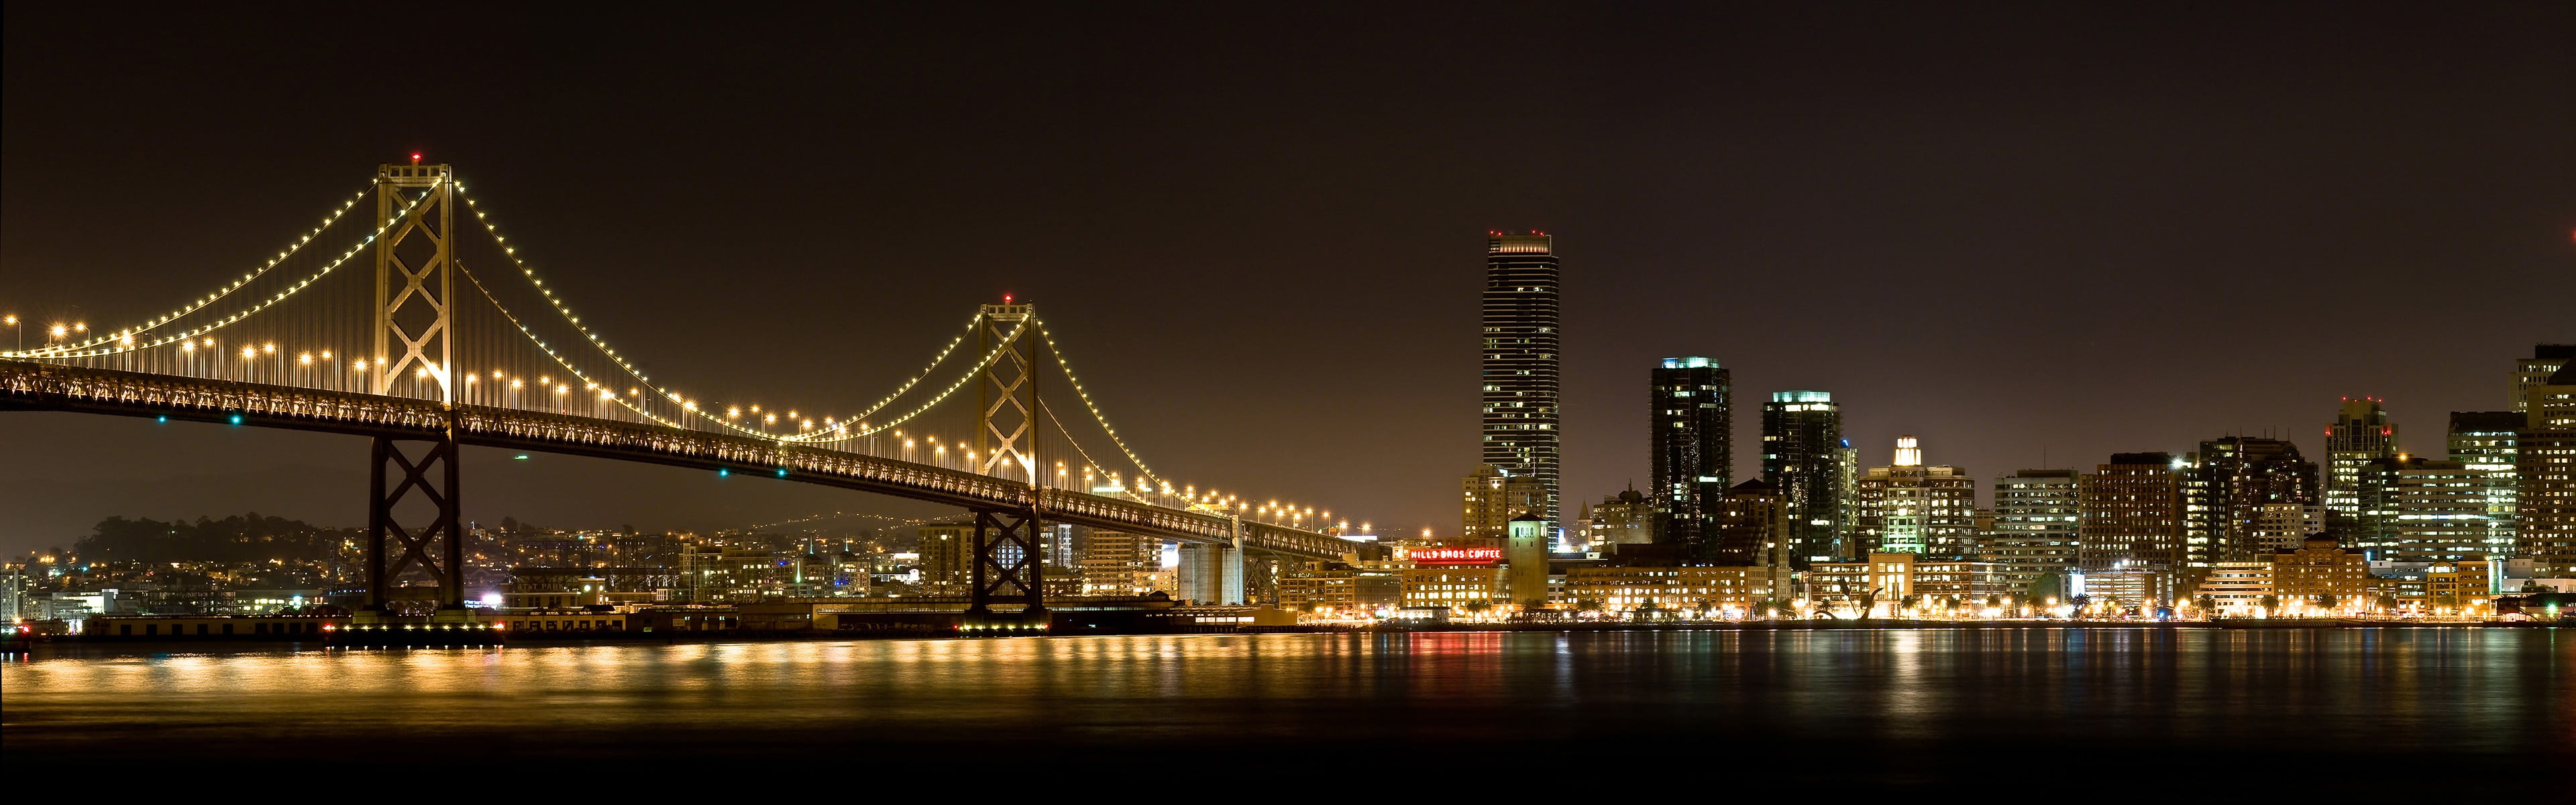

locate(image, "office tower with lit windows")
[[2078, 453, 2185, 577], [1707, 478, 1791, 566], [1986, 469, 2080, 592], [1652, 357, 1731, 551], [2520, 363, 2576, 574], [2449, 411, 2522, 559], [2186, 437, 2320, 573], [2514, 344, 2573, 412], [1461, 464, 1548, 547], [2357, 456, 2490, 563], [1762, 390, 1845, 567], [1854, 436, 1979, 556], [1481, 231, 1561, 523], [2325, 398, 2398, 539]]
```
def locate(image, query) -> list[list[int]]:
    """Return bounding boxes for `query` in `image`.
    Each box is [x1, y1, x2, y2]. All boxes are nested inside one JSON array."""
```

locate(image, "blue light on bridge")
[[775, 468, 789, 478], [228, 414, 243, 425], [718, 468, 730, 478], [156, 415, 168, 424]]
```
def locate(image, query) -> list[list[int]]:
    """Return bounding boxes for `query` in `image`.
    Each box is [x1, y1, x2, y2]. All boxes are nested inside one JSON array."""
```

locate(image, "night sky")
[[3, 4, 2570, 553]]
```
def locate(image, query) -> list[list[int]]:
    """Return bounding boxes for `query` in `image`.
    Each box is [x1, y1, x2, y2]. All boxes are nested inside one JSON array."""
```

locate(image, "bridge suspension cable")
[[4, 186, 433, 360]]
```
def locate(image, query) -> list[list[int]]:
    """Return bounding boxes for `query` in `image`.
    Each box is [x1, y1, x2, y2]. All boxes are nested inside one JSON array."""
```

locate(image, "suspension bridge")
[[1, 160, 1371, 625]]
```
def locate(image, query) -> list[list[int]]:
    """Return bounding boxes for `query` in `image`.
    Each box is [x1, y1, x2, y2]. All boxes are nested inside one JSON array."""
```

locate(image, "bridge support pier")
[[1177, 540, 1245, 605], [364, 431, 466, 615], [966, 506, 1049, 627]]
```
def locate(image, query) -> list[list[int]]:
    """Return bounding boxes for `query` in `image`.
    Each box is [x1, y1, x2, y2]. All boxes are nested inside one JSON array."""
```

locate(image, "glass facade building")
[[1651, 357, 1730, 551], [1762, 390, 1845, 566]]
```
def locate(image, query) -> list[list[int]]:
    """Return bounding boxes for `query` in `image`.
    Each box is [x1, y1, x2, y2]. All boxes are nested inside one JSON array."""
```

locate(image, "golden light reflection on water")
[[4, 629, 2569, 764]]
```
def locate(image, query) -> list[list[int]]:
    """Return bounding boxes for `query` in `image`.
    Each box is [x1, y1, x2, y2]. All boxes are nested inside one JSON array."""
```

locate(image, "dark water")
[[6, 629, 2571, 796]]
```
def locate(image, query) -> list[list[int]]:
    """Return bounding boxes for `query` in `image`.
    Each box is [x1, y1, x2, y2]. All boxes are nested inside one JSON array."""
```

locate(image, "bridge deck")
[[0, 361, 1360, 560]]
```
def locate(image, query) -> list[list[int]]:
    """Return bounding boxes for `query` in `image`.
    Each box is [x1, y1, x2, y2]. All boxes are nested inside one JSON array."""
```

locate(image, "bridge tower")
[[967, 303, 1047, 625], [363, 160, 466, 615]]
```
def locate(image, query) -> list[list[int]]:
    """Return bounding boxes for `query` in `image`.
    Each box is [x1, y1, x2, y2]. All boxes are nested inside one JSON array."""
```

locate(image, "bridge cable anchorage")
[[18, 186, 375, 356], [451, 182, 993, 441], [5, 189, 435, 360]]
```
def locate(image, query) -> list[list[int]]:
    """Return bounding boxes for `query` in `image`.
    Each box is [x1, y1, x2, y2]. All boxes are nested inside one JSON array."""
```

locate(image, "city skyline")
[[3, 4, 2572, 553]]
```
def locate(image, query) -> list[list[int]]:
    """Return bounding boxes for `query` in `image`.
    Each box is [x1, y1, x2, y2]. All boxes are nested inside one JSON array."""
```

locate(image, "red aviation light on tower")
[[1003, 294, 1013, 305], [410, 152, 423, 164]]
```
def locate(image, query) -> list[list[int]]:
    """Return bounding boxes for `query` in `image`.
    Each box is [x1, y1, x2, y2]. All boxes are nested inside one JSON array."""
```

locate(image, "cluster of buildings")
[[1450, 231, 2575, 621]]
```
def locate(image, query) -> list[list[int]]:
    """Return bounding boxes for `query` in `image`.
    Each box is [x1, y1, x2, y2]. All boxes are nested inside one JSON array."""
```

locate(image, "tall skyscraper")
[[1762, 390, 1845, 567], [2449, 411, 2522, 560], [2514, 344, 2573, 412], [2186, 437, 2320, 573], [1854, 436, 1978, 555], [2078, 453, 2185, 578], [1460, 464, 1547, 547], [1482, 231, 1560, 523], [2324, 398, 2397, 538], [1651, 357, 1731, 551], [2519, 363, 2576, 574], [1986, 469, 2080, 593]]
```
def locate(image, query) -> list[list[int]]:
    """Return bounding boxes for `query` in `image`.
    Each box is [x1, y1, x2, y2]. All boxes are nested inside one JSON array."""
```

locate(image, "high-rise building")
[[1854, 436, 1978, 555], [1651, 357, 1731, 551], [2361, 457, 2489, 563], [2078, 453, 2185, 578], [1482, 231, 1560, 523], [1835, 438, 1860, 555], [2325, 398, 2398, 539], [2519, 363, 2576, 574], [2186, 437, 2320, 573], [1986, 469, 2080, 593], [1762, 390, 1845, 568], [2513, 344, 2573, 412], [1461, 464, 1548, 547], [2449, 411, 2522, 559]]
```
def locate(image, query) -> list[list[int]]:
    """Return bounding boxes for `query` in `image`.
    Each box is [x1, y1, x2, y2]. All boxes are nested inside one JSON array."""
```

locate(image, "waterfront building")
[[1482, 231, 1561, 523], [2521, 363, 2576, 574], [2186, 437, 2320, 572], [1278, 564, 1403, 616], [1561, 563, 1787, 616], [1836, 439, 1860, 553], [1080, 530, 1163, 596], [2514, 344, 2573, 412], [1401, 566, 1507, 612], [1581, 487, 1663, 548], [1461, 464, 1548, 547], [2449, 411, 2522, 560], [2078, 453, 2186, 580], [1854, 436, 1978, 555], [1652, 357, 1731, 550], [1803, 552, 2011, 615], [2326, 398, 2399, 540], [1762, 390, 1845, 566], [2079, 570, 2165, 611], [2194, 561, 2275, 616], [2272, 534, 2370, 612], [1986, 469, 2081, 594]]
